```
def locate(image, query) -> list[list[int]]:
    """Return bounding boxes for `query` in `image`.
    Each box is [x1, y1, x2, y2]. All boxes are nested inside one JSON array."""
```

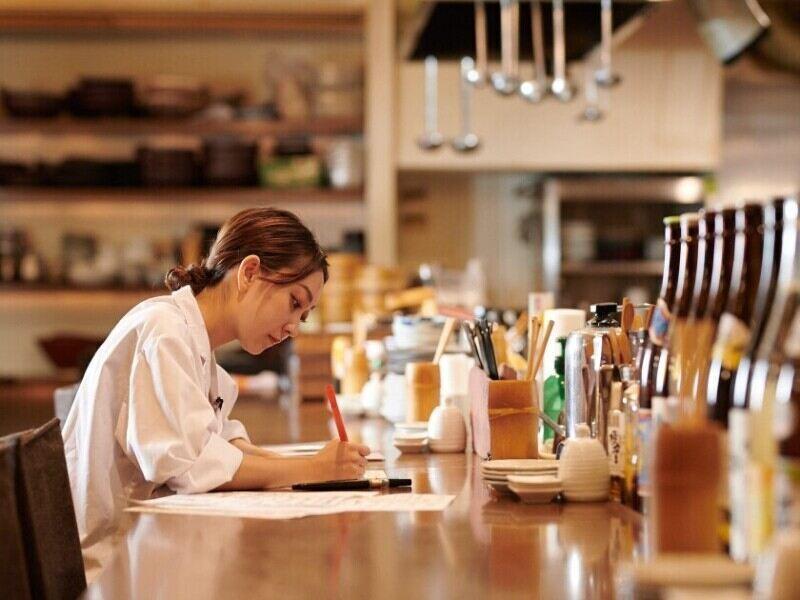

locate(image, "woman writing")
[[63, 207, 369, 578]]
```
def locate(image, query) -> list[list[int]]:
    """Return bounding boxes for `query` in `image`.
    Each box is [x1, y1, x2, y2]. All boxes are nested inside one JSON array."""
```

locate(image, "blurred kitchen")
[[4, 1, 800, 598], [0, 0, 797, 437]]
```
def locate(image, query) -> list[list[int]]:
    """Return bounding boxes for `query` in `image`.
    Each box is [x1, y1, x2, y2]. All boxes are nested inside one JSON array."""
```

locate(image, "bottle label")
[[648, 299, 671, 347], [728, 408, 751, 562], [776, 457, 800, 530], [712, 313, 751, 371], [608, 418, 625, 477], [785, 310, 800, 360], [636, 409, 653, 498]]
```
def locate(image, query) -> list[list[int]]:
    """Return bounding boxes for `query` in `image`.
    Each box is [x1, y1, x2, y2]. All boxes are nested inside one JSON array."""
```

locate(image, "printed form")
[[127, 490, 455, 520]]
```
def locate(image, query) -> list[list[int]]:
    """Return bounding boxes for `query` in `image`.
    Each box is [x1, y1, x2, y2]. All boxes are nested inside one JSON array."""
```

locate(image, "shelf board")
[[0, 285, 162, 309], [0, 116, 362, 137], [0, 186, 363, 204], [561, 260, 663, 277], [0, 9, 363, 35]]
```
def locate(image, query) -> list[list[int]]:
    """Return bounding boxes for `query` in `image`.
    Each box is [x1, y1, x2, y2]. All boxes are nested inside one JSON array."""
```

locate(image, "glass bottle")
[[707, 204, 765, 427], [694, 208, 738, 410], [639, 217, 682, 409], [741, 198, 799, 561], [707, 204, 764, 555], [655, 212, 700, 401]]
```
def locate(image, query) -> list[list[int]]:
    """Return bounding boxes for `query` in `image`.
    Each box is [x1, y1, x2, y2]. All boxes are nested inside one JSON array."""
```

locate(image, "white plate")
[[482, 459, 559, 473], [392, 433, 428, 444], [393, 440, 428, 453], [509, 484, 561, 504], [508, 474, 562, 486], [486, 480, 513, 494], [396, 421, 429, 431]]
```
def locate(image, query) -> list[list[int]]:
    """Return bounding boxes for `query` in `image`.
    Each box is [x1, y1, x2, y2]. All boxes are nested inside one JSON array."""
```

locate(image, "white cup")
[[428, 397, 466, 453]]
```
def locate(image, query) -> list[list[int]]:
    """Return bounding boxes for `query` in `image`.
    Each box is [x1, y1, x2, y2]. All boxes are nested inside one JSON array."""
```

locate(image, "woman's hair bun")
[[164, 264, 209, 295]]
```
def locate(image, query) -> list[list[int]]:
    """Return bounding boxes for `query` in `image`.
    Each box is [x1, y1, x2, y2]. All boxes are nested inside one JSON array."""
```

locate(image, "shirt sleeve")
[[126, 334, 244, 494], [215, 364, 250, 443]]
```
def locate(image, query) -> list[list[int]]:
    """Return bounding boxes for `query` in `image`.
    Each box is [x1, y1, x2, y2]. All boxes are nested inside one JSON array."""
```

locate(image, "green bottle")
[[542, 337, 567, 441]]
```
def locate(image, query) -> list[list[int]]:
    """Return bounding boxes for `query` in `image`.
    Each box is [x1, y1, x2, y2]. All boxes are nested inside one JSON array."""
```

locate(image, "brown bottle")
[[639, 217, 682, 409], [694, 208, 738, 409], [669, 210, 717, 406], [731, 198, 789, 410], [655, 213, 699, 400], [707, 204, 765, 427]]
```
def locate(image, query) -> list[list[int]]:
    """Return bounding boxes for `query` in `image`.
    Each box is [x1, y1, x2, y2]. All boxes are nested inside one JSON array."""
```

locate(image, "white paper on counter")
[[262, 441, 385, 462], [126, 490, 455, 520]]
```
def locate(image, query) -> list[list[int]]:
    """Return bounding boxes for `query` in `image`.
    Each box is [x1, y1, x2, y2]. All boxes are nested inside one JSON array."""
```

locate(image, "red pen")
[[324, 384, 349, 442]]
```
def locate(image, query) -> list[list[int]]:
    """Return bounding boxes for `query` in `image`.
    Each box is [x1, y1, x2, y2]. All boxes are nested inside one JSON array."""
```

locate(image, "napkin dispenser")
[[469, 367, 538, 460]]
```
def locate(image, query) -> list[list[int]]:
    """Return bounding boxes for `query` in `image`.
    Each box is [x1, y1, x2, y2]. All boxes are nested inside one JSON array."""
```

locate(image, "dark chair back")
[[0, 437, 32, 600], [15, 418, 87, 600]]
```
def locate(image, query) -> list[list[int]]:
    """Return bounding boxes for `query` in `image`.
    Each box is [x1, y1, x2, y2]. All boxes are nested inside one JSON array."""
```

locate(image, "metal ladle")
[[417, 55, 444, 150], [491, 0, 520, 95], [550, 0, 575, 102], [595, 0, 621, 87], [452, 57, 480, 152], [519, 0, 548, 103], [466, 1, 488, 87]]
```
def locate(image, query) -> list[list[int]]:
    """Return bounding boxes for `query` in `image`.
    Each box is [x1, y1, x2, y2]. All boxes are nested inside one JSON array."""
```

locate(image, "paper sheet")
[[126, 490, 455, 520], [262, 441, 385, 462]]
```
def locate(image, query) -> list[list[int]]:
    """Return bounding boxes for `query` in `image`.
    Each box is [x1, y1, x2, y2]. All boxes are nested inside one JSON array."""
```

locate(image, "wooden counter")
[[85, 401, 646, 599]]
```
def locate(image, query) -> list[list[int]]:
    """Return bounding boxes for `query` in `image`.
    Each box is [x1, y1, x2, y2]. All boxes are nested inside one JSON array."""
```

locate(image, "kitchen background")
[[0, 0, 798, 431]]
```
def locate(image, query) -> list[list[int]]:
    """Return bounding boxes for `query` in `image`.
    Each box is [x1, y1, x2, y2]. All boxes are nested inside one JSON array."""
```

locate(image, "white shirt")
[[62, 285, 248, 577]]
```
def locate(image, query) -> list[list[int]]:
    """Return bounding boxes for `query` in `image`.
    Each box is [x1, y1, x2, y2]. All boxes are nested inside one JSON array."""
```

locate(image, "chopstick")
[[525, 316, 540, 381], [479, 319, 499, 380], [529, 319, 554, 381], [462, 321, 484, 370], [433, 317, 457, 365]]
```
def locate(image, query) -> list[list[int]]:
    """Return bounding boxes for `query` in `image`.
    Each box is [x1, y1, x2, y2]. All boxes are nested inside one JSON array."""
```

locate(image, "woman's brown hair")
[[165, 207, 329, 295]]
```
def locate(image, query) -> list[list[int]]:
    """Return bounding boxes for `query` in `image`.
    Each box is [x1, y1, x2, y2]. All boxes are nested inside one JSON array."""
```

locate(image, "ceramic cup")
[[428, 396, 466, 453]]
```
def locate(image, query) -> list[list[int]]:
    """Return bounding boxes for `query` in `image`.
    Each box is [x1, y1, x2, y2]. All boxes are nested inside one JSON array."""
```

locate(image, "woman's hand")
[[309, 439, 371, 481]]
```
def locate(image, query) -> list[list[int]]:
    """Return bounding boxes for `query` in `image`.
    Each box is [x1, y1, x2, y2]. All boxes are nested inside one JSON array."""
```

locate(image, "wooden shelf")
[[561, 260, 663, 277], [0, 116, 362, 137], [0, 186, 363, 204], [0, 9, 363, 35], [0, 285, 162, 310]]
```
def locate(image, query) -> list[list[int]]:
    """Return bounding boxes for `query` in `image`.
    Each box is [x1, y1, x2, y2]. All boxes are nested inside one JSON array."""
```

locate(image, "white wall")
[[396, 1, 723, 172]]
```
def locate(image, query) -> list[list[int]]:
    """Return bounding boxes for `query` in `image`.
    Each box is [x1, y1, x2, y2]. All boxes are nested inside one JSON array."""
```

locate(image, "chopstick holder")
[[469, 366, 539, 460]]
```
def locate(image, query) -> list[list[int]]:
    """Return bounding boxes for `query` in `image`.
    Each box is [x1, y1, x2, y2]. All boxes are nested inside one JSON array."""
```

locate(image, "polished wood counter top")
[[86, 401, 646, 599]]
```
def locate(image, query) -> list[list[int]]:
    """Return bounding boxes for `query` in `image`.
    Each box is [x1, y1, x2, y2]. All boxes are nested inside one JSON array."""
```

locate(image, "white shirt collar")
[[171, 285, 212, 365]]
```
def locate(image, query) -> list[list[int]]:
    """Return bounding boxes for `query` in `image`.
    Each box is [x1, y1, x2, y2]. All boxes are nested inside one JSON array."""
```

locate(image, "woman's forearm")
[[215, 454, 320, 491], [230, 437, 281, 458]]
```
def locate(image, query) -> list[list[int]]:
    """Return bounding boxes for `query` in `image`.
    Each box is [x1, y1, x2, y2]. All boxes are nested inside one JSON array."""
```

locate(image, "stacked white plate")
[[480, 459, 559, 494], [507, 474, 564, 504], [393, 422, 429, 453]]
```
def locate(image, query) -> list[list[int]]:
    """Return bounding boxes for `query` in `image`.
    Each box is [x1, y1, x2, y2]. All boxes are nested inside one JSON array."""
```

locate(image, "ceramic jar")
[[558, 423, 610, 502]]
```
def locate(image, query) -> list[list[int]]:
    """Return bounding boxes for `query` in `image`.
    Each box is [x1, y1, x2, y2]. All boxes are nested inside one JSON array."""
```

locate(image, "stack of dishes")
[[392, 421, 428, 453], [507, 474, 564, 504], [480, 459, 558, 494]]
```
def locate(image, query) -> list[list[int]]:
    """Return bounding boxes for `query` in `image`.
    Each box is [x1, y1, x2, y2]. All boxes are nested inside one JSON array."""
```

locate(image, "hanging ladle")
[[595, 0, 621, 87], [452, 57, 480, 152], [417, 55, 444, 150], [550, 0, 575, 102], [466, 1, 488, 86], [491, 0, 520, 96], [519, 0, 548, 103]]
